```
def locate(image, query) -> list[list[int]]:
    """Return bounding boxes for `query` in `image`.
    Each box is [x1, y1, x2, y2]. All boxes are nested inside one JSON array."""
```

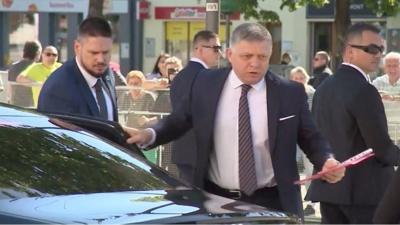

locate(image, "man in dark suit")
[[373, 167, 400, 223], [169, 30, 221, 183], [38, 17, 117, 121], [124, 23, 344, 220], [306, 23, 400, 223]]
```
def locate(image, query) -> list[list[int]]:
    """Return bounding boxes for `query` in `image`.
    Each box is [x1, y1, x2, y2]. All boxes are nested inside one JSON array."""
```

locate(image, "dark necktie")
[[94, 79, 108, 119], [238, 84, 258, 196]]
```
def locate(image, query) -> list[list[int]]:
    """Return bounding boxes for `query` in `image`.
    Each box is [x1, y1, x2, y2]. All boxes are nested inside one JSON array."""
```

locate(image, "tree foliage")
[[89, 0, 104, 17], [237, 0, 400, 23]]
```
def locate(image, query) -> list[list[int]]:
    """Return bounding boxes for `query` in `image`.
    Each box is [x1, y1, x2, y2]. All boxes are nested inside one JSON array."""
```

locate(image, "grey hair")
[[383, 51, 400, 65], [230, 23, 272, 47]]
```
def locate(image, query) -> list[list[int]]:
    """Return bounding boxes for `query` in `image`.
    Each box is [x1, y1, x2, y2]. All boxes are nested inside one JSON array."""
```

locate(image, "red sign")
[[137, 0, 150, 20], [155, 7, 240, 20]]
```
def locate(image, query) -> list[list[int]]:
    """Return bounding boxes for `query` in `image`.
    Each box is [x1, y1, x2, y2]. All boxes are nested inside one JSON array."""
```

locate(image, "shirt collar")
[[342, 62, 370, 82], [228, 69, 266, 91], [190, 57, 208, 69], [75, 57, 100, 88]]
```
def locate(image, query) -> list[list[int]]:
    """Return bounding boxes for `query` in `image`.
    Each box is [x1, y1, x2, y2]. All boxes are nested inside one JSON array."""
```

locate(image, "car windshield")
[[0, 126, 178, 199]]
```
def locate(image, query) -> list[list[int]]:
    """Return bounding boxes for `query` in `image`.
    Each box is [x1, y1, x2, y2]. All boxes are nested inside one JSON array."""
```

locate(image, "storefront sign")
[[206, 3, 218, 12], [0, 0, 89, 14], [155, 7, 240, 20], [306, 0, 385, 19]]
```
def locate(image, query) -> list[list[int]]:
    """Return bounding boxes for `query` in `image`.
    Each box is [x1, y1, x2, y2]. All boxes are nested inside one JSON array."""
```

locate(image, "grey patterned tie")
[[94, 79, 108, 119], [239, 84, 258, 196]]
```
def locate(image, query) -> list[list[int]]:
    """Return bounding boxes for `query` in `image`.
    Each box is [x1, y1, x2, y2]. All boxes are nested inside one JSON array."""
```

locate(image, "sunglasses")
[[44, 52, 58, 57], [202, 45, 222, 53], [349, 44, 384, 55]]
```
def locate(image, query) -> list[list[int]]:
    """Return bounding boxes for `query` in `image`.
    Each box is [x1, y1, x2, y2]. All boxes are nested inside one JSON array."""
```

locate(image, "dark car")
[[0, 103, 299, 224]]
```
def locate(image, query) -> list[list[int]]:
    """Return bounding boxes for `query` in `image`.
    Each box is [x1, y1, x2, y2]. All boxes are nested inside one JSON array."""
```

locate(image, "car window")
[[0, 126, 179, 200]]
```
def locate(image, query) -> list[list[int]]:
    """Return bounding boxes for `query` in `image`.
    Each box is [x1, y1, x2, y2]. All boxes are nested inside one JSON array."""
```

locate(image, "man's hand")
[[123, 126, 153, 145], [320, 158, 345, 183]]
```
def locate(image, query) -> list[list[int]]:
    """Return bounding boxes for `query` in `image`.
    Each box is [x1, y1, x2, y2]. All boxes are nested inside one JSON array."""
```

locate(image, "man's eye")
[[241, 55, 252, 60], [259, 55, 267, 60]]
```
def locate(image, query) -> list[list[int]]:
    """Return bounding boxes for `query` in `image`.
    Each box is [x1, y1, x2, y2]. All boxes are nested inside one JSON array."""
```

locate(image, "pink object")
[[294, 148, 375, 185]]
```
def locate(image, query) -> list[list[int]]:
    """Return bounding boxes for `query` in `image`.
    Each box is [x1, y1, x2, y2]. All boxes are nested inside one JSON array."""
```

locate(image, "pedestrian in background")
[[17, 45, 61, 107], [169, 30, 221, 183], [372, 51, 400, 100], [7, 41, 41, 107], [309, 51, 332, 89], [289, 66, 316, 216]]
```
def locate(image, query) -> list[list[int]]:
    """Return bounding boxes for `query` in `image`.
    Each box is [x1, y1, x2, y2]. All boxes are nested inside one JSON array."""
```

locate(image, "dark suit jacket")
[[373, 167, 400, 223], [151, 67, 332, 217], [306, 64, 400, 206], [37, 59, 118, 121], [169, 61, 206, 183]]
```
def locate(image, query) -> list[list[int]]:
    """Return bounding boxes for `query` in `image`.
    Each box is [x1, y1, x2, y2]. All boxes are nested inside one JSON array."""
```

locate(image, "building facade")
[[1, 0, 400, 75]]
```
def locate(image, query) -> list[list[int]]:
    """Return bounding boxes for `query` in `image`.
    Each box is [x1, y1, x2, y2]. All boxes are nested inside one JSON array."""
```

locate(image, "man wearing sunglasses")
[[309, 51, 333, 89], [307, 23, 400, 223], [169, 30, 221, 183], [16, 45, 62, 106]]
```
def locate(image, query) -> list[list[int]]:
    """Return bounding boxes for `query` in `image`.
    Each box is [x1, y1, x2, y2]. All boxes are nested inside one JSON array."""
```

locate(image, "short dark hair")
[[344, 23, 381, 45], [193, 30, 218, 47], [23, 41, 41, 60], [78, 17, 112, 39]]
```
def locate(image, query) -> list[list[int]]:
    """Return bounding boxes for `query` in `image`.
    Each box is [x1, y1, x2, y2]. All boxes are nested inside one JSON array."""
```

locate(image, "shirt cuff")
[[138, 128, 156, 149]]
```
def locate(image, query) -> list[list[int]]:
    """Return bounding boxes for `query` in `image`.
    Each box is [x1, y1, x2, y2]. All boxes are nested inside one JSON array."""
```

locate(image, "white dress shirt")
[[75, 57, 114, 120], [189, 57, 208, 69], [208, 70, 276, 190]]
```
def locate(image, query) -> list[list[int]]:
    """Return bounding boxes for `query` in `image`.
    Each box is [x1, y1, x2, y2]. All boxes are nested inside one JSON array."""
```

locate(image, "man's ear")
[[225, 48, 233, 62], [73, 40, 80, 55]]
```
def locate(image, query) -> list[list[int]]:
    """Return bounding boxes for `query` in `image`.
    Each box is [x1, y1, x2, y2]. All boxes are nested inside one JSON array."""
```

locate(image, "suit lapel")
[[266, 71, 280, 154], [71, 60, 100, 117]]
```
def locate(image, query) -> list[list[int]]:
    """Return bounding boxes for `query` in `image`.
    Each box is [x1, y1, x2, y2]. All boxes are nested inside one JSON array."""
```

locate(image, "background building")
[[1, 0, 400, 75]]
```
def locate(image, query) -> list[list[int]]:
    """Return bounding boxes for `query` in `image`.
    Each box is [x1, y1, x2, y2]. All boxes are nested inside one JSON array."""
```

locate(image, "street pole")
[[225, 14, 231, 47], [205, 0, 220, 34]]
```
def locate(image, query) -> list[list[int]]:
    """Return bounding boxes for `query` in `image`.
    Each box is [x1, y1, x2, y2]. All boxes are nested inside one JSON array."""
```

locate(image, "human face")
[[158, 56, 169, 76], [74, 36, 112, 77], [312, 54, 326, 69], [346, 30, 384, 74], [199, 37, 221, 68], [41, 46, 58, 68], [290, 72, 306, 85], [226, 40, 271, 85], [384, 57, 400, 81], [164, 63, 180, 81], [128, 77, 142, 95]]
